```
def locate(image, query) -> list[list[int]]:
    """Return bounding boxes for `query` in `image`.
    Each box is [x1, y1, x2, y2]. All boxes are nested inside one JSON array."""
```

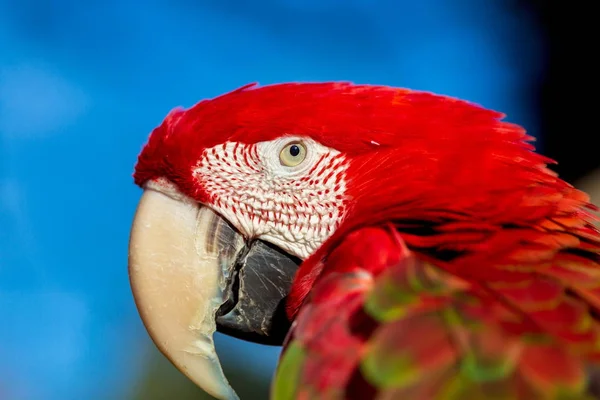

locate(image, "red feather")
[[132, 82, 600, 397], [132, 81, 599, 317]]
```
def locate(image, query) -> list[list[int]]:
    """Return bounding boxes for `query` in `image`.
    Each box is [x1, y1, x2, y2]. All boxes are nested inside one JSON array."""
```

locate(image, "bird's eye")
[[279, 141, 307, 167]]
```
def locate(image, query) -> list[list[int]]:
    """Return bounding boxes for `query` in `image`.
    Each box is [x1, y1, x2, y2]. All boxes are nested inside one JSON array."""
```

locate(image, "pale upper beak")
[[128, 183, 299, 399]]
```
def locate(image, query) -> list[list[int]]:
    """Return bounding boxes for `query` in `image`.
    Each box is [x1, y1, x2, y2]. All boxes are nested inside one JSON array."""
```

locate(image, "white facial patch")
[[193, 136, 348, 259]]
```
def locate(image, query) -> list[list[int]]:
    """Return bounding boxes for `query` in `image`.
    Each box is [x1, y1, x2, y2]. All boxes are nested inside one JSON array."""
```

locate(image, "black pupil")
[[289, 145, 300, 157]]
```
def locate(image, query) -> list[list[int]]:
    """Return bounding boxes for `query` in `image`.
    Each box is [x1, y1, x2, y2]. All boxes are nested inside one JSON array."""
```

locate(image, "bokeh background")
[[0, 1, 595, 399]]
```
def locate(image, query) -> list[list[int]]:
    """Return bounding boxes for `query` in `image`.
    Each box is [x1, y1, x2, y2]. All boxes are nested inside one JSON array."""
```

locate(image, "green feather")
[[271, 343, 306, 400], [362, 351, 421, 389], [363, 279, 416, 322]]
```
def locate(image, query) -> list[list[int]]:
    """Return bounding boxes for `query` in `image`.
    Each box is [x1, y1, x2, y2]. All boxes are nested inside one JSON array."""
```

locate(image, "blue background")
[[0, 1, 544, 399]]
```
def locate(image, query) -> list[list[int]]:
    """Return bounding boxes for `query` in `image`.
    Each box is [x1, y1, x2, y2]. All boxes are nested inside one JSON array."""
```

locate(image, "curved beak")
[[129, 187, 299, 399]]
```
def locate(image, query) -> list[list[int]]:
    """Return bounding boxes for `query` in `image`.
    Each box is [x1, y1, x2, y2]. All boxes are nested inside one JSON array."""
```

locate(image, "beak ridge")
[[129, 189, 241, 400]]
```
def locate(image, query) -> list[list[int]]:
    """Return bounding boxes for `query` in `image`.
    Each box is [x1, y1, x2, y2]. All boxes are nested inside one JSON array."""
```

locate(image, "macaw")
[[128, 82, 600, 400]]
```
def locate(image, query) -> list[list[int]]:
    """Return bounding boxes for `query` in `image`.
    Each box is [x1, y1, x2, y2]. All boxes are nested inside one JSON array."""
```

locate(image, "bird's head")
[[129, 82, 568, 399]]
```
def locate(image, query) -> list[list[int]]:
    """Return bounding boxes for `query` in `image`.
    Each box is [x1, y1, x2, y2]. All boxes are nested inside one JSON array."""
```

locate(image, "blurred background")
[[0, 1, 595, 399]]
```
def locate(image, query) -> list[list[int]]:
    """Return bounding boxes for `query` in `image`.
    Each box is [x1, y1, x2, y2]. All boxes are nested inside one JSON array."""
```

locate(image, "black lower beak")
[[216, 239, 300, 345]]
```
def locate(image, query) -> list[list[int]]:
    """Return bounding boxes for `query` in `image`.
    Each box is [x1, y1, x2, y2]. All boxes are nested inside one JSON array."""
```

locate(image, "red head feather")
[[133, 82, 598, 319]]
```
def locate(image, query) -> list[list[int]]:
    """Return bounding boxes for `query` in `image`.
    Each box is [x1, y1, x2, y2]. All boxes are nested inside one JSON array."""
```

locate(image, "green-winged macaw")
[[128, 82, 600, 400]]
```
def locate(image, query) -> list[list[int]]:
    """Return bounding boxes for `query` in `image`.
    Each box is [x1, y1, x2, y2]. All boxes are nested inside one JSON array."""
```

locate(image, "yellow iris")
[[279, 141, 307, 167]]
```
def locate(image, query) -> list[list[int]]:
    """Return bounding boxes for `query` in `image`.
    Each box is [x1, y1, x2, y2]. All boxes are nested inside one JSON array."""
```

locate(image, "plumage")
[[275, 225, 600, 399], [131, 82, 600, 399]]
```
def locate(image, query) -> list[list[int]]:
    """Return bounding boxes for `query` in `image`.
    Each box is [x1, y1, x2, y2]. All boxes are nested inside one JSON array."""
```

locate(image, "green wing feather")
[[272, 226, 600, 400]]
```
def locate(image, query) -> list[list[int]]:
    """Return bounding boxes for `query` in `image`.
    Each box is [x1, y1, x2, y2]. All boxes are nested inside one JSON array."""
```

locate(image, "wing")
[[272, 225, 600, 400]]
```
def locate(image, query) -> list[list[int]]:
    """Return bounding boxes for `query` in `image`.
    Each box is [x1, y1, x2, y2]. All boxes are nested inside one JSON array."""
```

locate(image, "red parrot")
[[128, 82, 600, 400]]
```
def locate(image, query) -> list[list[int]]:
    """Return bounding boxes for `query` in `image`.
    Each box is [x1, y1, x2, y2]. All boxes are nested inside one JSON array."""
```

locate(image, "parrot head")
[[129, 82, 573, 399]]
